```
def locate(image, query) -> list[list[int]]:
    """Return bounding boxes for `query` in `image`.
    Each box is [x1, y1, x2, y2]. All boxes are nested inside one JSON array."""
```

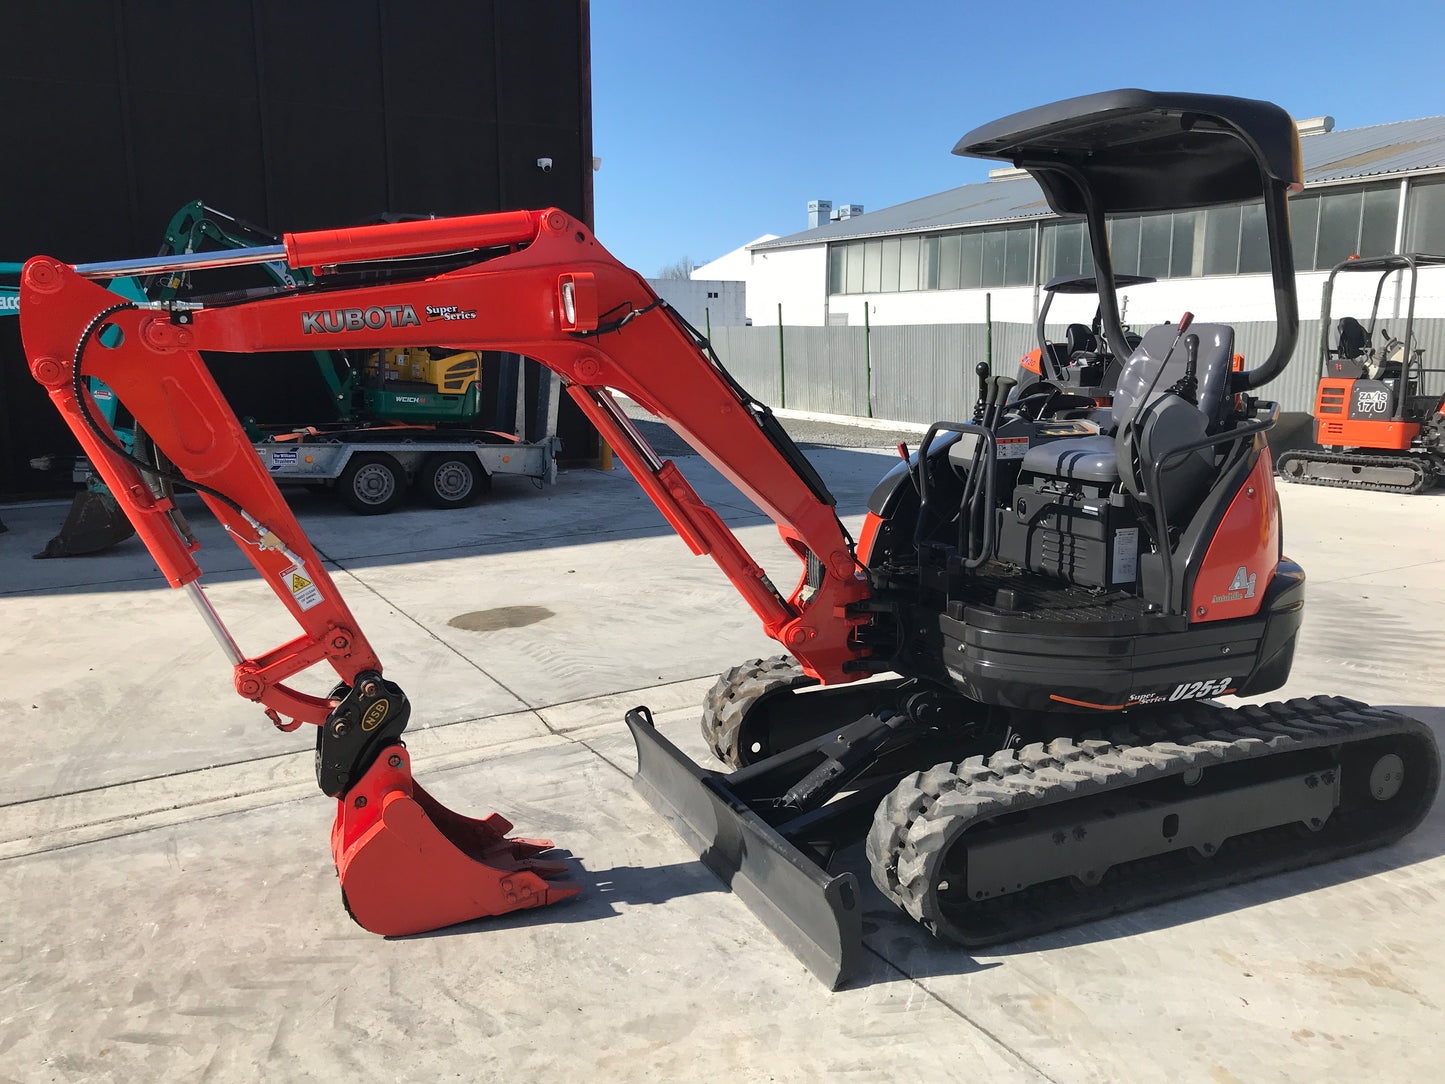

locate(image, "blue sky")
[[591, 0, 1445, 277]]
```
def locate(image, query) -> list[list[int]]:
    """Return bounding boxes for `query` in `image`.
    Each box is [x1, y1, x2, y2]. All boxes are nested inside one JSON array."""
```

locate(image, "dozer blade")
[[626, 706, 864, 989], [34, 489, 136, 558], [332, 744, 581, 936]]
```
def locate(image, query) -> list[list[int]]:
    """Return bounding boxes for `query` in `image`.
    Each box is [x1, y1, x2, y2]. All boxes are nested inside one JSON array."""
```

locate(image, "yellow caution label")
[[282, 564, 324, 612]]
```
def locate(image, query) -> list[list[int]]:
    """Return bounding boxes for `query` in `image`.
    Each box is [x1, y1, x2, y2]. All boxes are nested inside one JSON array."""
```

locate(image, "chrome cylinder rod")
[[183, 581, 245, 666], [72, 244, 289, 281], [591, 388, 665, 472]]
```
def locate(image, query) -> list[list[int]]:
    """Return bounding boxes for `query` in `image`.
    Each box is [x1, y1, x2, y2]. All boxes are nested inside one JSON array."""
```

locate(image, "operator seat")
[[1065, 323, 1096, 358], [1327, 316, 1370, 378], [1019, 322, 1237, 519], [1336, 316, 1370, 360]]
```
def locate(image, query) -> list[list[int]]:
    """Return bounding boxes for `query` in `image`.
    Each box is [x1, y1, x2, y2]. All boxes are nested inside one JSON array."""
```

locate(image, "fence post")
[[705, 306, 711, 341], [777, 302, 786, 408], [863, 304, 873, 417], [985, 292, 993, 371]]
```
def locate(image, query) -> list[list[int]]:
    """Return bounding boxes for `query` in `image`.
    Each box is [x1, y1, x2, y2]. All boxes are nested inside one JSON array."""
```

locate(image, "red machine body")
[[1313, 377, 1422, 450], [20, 207, 868, 934], [20, 94, 1439, 987]]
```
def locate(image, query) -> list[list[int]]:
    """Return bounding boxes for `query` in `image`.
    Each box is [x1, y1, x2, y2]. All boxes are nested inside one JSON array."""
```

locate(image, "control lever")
[[1133, 312, 1195, 416], [1165, 334, 1200, 405], [971, 362, 991, 424], [988, 375, 1018, 429]]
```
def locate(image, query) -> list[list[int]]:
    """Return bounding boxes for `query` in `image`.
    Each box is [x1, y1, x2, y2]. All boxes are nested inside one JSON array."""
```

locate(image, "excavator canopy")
[[955, 88, 1303, 214]]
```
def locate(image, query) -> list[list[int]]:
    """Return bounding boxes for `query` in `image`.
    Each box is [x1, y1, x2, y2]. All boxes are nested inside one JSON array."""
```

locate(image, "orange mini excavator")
[[1278, 252, 1445, 492], [22, 90, 1438, 987]]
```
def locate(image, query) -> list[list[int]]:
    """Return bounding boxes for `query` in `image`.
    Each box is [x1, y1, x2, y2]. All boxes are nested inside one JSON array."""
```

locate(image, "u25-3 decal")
[[1167, 677, 1233, 701], [1126, 677, 1233, 707]]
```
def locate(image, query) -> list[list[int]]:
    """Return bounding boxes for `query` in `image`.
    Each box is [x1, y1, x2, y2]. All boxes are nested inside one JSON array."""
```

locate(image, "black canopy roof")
[[955, 89, 1302, 215], [1042, 272, 1155, 294]]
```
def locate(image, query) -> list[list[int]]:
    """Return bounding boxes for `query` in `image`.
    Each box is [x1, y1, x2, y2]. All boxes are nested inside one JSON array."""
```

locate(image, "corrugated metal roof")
[[1302, 115, 1445, 181], [754, 114, 1445, 252], [754, 176, 1050, 250]]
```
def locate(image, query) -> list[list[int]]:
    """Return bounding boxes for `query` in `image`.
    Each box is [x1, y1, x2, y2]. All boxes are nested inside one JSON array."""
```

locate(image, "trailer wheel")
[[337, 453, 406, 515], [419, 453, 488, 508]]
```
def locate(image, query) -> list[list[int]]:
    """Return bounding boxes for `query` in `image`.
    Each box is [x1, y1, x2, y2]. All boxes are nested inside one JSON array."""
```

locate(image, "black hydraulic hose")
[[71, 301, 247, 517], [912, 421, 997, 567]]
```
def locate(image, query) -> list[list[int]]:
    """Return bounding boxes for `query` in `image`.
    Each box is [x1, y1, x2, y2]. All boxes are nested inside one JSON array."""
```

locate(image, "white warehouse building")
[[717, 113, 1445, 336]]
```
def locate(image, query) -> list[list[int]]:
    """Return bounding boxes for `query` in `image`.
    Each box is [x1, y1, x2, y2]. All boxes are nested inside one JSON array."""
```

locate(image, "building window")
[[829, 245, 845, 294], [1288, 183, 1400, 270], [1405, 177, 1445, 253], [899, 235, 920, 291], [824, 178, 1413, 296], [1040, 220, 1093, 281], [827, 222, 1035, 295]]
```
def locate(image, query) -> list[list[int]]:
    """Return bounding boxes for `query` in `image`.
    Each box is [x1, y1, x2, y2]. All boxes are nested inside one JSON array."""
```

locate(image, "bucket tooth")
[[332, 746, 580, 937]]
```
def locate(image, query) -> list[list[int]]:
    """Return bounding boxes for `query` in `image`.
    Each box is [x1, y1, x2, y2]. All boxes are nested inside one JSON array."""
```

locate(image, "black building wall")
[[0, 0, 594, 499]]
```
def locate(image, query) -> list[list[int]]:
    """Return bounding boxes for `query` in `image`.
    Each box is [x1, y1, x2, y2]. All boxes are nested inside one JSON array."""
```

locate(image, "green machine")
[[4, 261, 142, 555], [151, 202, 486, 426], [20, 203, 502, 554]]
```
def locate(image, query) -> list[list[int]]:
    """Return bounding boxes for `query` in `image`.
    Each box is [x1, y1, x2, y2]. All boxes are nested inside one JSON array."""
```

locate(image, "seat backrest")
[[1111, 323, 1235, 519], [1065, 323, 1096, 357], [1111, 322, 1236, 433], [1336, 316, 1370, 360]]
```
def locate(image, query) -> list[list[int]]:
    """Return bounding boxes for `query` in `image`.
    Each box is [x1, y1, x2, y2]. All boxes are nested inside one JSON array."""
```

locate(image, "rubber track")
[[1277, 449, 1434, 494], [866, 695, 1439, 946], [700, 655, 810, 766]]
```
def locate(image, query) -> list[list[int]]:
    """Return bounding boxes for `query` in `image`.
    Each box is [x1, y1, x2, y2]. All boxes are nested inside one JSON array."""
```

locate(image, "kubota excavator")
[[19, 90, 1439, 988]]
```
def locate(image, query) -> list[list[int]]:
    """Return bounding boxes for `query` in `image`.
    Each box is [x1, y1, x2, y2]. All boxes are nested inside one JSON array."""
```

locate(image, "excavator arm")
[[19, 206, 870, 935]]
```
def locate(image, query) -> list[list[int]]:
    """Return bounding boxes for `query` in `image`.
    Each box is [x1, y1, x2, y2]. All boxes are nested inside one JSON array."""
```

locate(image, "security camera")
[[537, 157, 553, 173]]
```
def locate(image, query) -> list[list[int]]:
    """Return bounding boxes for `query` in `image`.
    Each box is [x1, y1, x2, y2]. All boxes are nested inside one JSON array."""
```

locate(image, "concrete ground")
[[1, 432, 1442, 1084]]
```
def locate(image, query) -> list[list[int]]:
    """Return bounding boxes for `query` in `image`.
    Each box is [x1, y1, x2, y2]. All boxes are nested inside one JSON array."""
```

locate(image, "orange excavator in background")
[[20, 90, 1439, 987], [1278, 252, 1445, 492]]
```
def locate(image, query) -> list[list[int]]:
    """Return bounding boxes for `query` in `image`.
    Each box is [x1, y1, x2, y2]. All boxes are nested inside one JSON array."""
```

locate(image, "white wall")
[[739, 245, 1445, 331], [825, 285, 1038, 327], [692, 235, 777, 281], [645, 278, 748, 327], [744, 244, 829, 327]]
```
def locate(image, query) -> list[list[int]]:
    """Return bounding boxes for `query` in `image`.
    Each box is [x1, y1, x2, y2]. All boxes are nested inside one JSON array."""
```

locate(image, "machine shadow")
[[1, 444, 899, 598], [391, 855, 731, 942]]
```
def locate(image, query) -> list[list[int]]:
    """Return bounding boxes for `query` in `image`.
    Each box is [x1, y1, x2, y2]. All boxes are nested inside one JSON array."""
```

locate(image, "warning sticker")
[[1112, 527, 1139, 583], [283, 564, 324, 611], [996, 436, 1029, 461]]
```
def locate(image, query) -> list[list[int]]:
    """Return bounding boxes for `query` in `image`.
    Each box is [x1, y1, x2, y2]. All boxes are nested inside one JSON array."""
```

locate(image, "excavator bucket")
[[331, 744, 581, 936], [626, 707, 865, 988], [34, 488, 137, 558]]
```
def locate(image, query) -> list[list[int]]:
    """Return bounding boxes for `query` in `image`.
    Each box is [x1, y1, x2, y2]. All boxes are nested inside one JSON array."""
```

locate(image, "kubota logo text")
[[301, 305, 421, 334]]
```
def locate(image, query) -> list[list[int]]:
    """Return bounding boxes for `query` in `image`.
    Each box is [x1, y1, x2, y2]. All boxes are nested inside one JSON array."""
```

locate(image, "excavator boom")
[[19, 206, 868, 937]]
